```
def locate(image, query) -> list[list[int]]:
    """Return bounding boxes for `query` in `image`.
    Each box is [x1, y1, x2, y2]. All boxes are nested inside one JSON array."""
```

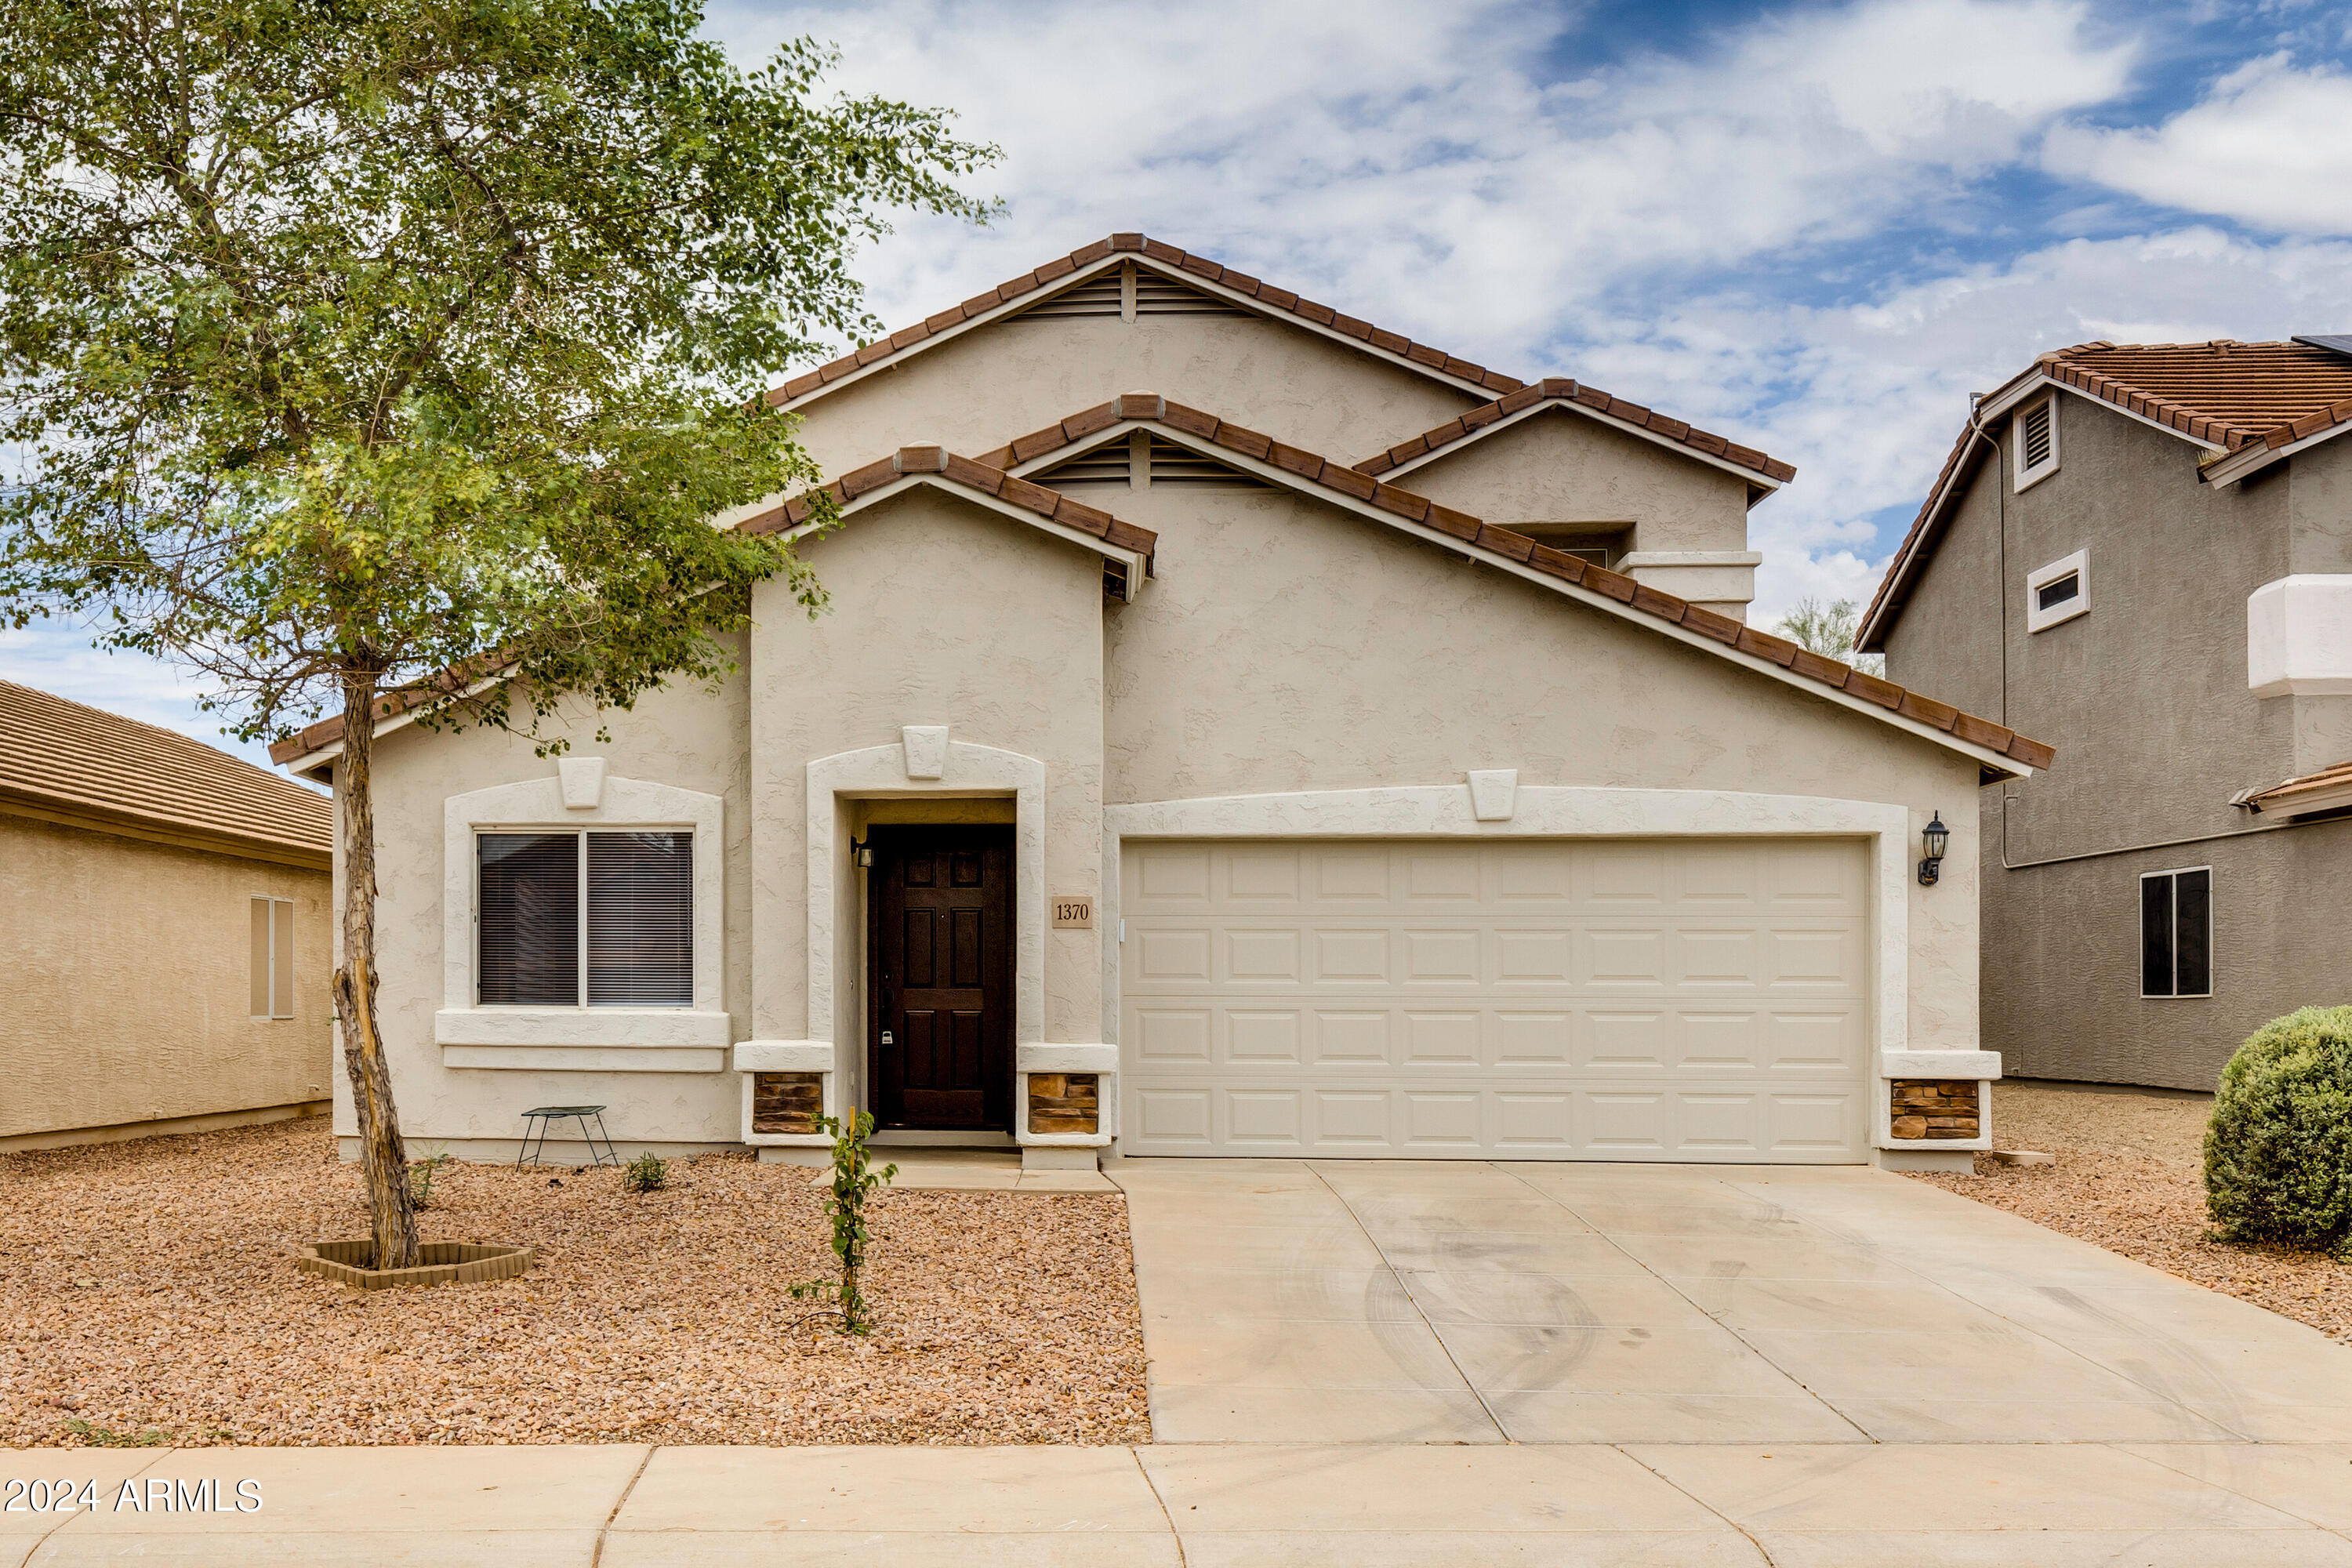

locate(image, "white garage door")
[[1119, 838, 1871, 1163]]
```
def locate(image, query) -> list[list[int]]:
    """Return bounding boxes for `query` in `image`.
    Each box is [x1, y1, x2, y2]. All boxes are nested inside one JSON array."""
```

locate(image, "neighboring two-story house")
[[274, 234, 2047, 1171], [1859, 338, 2352, 1090]]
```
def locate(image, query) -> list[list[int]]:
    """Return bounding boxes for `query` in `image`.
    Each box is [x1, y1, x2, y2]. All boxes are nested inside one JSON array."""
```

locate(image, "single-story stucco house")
[[273, 234, 2052, 1173], [2, 679, 333, 1152]]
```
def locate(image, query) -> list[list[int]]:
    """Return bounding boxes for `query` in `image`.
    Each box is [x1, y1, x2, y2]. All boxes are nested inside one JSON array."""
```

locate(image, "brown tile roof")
[[1861, 339, 2352, 650], [2043, 339, 2352, 452], [268, 449, 1160, 766], [763, 234, 1525, 407], [737, 444, 1159, 562], [2238, 758, 2352, 815], [1, 679, 331, 862], [1354, 377, 1797, 488], [980, 395, 2051, 772]]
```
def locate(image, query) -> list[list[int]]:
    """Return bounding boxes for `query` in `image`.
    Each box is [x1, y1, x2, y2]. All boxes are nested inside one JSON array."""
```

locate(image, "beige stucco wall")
[[750, 490, 1108, 1079], [1, 815, 330, 1140], [788, 310, 1481, 481], [1399, 405, 1755, 554], [1102, 482, 1987, 1052], [339, 640, 753, 1149]]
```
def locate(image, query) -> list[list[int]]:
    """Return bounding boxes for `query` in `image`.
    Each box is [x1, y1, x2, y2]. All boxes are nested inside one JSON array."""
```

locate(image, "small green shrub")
[[407, 1150, 456, 1210], [60, 1417, 166, 1448], [622, 1152, 669, 1194], [787, 1107, 896, 1334], [2205, 1005, 2352, 1258]]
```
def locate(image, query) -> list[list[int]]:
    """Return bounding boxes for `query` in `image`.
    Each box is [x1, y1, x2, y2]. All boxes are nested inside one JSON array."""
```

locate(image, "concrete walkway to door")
[[1110, 1156, 2352, 1446]]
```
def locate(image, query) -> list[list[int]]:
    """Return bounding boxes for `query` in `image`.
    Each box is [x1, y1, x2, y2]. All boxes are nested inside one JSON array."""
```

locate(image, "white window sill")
[[434, 1007, 734, 1049]]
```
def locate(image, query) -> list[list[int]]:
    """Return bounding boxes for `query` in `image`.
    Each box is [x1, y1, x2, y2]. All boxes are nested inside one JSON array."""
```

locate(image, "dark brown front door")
[[868, 825, 1014, 1131]]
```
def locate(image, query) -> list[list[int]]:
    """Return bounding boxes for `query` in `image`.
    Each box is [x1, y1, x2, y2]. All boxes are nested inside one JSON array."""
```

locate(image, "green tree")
[[1774, 597, 1885, 677], [0, 0, 993, 1269]]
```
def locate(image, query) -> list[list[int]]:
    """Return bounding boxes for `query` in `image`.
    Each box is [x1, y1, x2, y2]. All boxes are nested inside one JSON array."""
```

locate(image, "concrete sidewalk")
[[10, 1440, 2352, 1566]]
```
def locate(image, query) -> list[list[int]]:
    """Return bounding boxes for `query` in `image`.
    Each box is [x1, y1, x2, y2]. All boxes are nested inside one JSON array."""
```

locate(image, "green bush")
[[622, 1152, 669, 1194], [2205, 1006, 2352, 1258]]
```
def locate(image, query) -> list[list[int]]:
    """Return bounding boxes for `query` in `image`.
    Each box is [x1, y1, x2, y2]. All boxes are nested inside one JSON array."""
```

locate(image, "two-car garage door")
[[1119, 838, 1871, 1163]]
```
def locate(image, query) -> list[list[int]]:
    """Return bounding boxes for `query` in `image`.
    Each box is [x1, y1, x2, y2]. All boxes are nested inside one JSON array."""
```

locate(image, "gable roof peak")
[[1356, 375, 1795, 492], [762, 233, 1527, 410]]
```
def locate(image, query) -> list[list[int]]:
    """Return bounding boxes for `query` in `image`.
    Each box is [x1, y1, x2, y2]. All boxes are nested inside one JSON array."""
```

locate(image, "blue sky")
[[7, 0, 2351, 767]]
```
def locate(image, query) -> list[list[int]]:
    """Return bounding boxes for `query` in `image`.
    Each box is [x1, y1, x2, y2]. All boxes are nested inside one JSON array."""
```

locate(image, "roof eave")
[[770, 250, 1512, 415], [1371, 396, 1789, 501], [1018, 416, 2035, 780], [2204, 417, 2352, 488]]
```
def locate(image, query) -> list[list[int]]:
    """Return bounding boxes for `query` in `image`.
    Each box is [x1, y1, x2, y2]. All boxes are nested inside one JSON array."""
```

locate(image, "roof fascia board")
[[1087, 419, 2026, 778], [0, 787, 331, 869], [285, 472, 1156, 771], [767, 473, 1150, 599], [2252, 779, 2352, 816], [2204, 418, 2351, 487], [1370, 397, 1786, 497], [771, 254, 1508, 415], [278, 673, 509, 776]]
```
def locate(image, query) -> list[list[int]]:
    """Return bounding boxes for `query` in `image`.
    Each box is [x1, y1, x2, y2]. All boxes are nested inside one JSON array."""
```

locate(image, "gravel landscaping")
[[0, 1119, 1149, 1448], [1913, 1079, 2352, 1344]]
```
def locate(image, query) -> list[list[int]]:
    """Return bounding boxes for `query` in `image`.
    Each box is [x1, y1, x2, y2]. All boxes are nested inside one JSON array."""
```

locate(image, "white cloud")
[[710, 0, 2140, 358], [2046, 54, 2352, 234]]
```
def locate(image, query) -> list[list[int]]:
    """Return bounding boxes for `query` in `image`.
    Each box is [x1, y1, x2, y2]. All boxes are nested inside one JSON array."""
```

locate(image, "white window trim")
[[436, 764, 728, 1058], [2140, 865, 2214, 1000], [250, 895, 295, 1021], [2014, 396, 2060, 492], [2026, 549, 2089, 633]]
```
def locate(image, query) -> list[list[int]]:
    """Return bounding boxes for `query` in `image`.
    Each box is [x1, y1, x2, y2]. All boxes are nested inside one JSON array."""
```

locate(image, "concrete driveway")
[[1112, 1156, 2352, 1446]]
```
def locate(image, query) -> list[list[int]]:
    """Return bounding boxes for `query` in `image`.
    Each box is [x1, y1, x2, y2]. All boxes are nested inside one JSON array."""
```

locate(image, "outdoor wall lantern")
[[1918, 811, 1949, 886]]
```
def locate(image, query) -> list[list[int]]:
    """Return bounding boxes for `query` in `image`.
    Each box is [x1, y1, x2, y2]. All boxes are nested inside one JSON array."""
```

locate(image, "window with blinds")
[[478, 831, 692, 1007]]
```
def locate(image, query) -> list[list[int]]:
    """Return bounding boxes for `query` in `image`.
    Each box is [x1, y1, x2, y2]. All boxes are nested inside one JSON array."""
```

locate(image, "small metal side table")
[[515, 1105, 620, 1168]]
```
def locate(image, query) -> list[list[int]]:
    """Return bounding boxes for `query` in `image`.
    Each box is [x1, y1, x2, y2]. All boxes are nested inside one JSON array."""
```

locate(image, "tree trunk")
[[332, 668, 419, 1270]]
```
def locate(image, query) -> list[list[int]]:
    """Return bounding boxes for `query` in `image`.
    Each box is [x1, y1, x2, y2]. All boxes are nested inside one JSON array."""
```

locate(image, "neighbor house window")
[[477, 830, 692, 1007], [2026, 549, 2089, 633], [2014, 397, 2060, 490], [2140, 867, 2212, 998], [249, 896, 295, 1020]]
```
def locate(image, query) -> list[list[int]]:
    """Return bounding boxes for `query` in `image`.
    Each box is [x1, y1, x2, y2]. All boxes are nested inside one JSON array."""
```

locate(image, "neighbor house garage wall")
[[339, 639, 753, 1153], [1987, 815, 2352, 1088], [786, 309, 1480, 481], [746, 489, 1110, 1106], [1, 817, 330, 1143], [1398, 405, 1755, 557], [1099, 483, 1988, 1054]]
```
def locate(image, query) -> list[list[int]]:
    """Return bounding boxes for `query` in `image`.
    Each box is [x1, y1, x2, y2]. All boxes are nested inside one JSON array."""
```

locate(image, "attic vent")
[[2014, 397, 2059, 490], [1143, 434, 1268, 485], [1014, 271, 1125, 319], [1012, 262, 1254, 322], [1033, 438, 1133, 485], [1132, 270, 1250, 318], [2022, 403, 2053, 468]]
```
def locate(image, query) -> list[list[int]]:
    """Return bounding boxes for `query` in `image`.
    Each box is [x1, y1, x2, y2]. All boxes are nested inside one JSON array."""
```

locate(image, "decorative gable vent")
[[1012, 262, 1254, 321], [1014, 270, 1125, 319], [1030, 432, 1272, 490], [1131, 270, 1250, 318], [1143, 434, 1267, 485], [1033, 438, 1133, 485]]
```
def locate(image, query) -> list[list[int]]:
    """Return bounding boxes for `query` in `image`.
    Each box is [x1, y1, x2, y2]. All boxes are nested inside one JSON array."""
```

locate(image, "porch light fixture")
[[850, 834, 873, 869], [1918, 811, 1949, 887]]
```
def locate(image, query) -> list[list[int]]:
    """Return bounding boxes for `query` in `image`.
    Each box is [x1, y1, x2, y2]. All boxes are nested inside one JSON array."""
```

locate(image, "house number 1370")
[[1052, 897, 1093, 928]]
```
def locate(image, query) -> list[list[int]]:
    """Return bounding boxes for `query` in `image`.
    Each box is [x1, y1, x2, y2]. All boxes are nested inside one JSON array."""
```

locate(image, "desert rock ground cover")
[[1915, 1079, 2352, 1343], [0, 1120, 1149, 1447]]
